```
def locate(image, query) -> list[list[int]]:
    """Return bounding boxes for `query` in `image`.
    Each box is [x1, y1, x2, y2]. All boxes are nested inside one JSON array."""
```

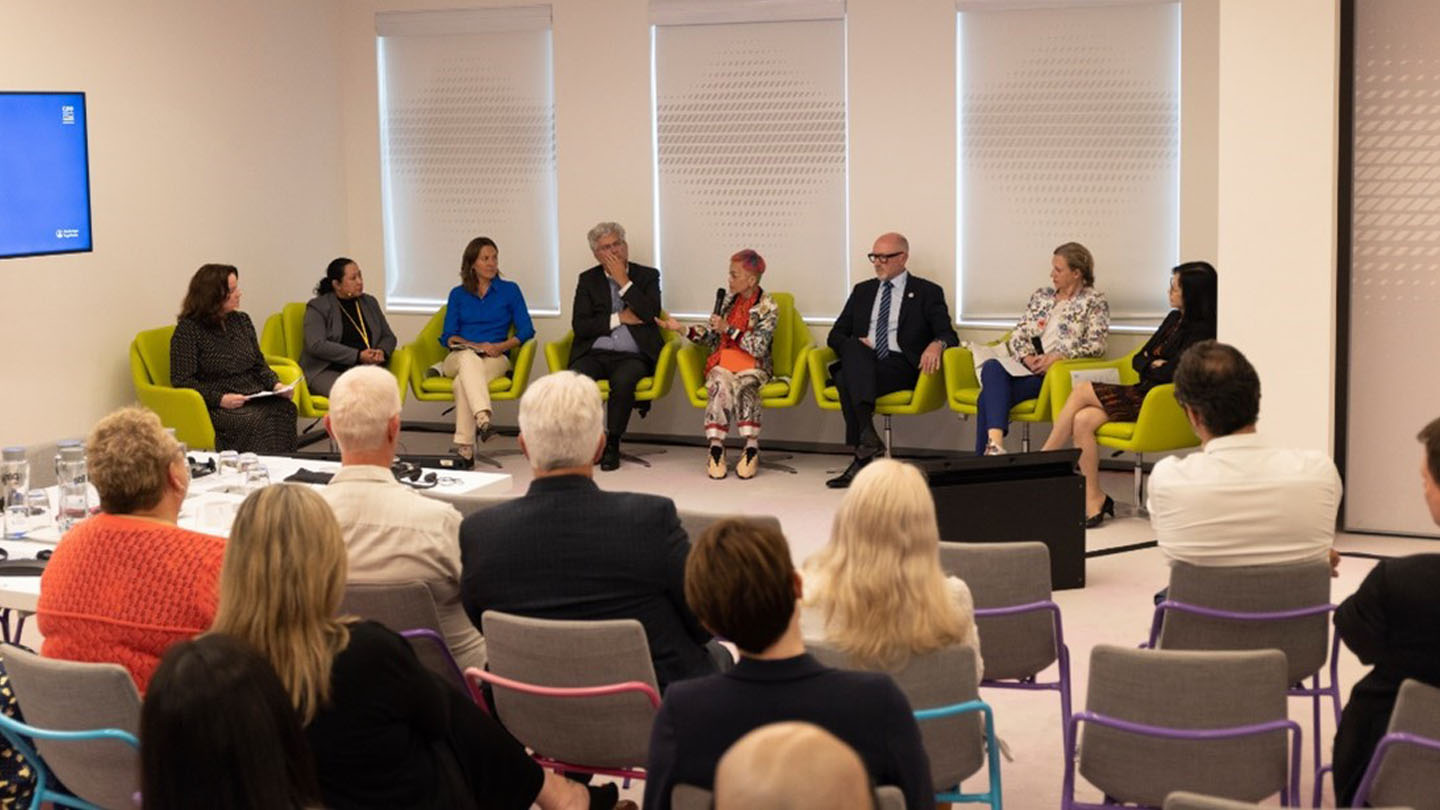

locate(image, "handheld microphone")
[[1031, 337, 1045, 355], [713, 287, 727, 317]]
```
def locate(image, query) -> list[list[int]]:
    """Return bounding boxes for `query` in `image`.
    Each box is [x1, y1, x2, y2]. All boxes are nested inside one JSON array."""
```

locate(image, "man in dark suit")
[[825, 232, 959, 488], [458, 370, 719, 691], [567, 221, 664, 471], [1331, 415, 1440, 805]]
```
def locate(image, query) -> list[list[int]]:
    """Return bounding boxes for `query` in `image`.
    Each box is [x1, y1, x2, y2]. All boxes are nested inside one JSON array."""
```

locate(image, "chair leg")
[[1132, 453, 1147, 516], [1021, 423, 1031, 453], [883, 415, 893, 458]]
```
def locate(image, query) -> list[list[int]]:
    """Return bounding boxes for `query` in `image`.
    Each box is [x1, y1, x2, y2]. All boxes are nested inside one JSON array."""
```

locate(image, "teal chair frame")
[[0, 710, 139, 810], [915, 700, 1004, 809]]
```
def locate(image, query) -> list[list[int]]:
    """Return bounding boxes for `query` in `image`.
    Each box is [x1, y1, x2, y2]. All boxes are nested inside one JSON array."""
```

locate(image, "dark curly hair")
[[178, 264, 237, 326]]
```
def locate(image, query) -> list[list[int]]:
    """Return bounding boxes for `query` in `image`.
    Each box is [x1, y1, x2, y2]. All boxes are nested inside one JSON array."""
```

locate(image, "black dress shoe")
[[600, 440, 621, 471], [825, 456, 870, 489], [1085, 495, 1116, 528]]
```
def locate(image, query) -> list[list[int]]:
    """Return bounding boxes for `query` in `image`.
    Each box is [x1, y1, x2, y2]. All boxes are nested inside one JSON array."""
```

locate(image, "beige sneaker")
[[736, 446, 759, 479], [707, 445, 727, 479]]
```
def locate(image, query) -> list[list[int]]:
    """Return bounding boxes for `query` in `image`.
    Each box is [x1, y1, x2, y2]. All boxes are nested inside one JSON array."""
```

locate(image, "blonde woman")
[[212, 484, 627, 810], [802, 459, 982, 677]]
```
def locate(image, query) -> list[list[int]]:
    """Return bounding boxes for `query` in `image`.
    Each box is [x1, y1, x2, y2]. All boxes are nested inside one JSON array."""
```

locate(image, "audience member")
[[170, 263, 297, 453], [642, 518, 933, 810], [713, 722, 875, 810], [1043, 261, 1214, 526], [320, 365, 486, 671], [440, 237, 536, 466], [656, 248, 777, 480], [976, 241, 1109, 457], [141, 633, 322, 810], [1331, 417, 1440, 805], [211, 483, 625, 810], [300, 256, 398, 397], [37, 406, 225, 693], [803, 458, 981, 678], [1149, 341, 1342, 569], [459, 371, 719, 690], [567, 221, 664, 470], [825, 232, 958, 488]]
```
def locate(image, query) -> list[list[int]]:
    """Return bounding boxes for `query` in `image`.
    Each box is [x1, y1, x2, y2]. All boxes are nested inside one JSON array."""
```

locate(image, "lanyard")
[[339, 297, 370, 349]]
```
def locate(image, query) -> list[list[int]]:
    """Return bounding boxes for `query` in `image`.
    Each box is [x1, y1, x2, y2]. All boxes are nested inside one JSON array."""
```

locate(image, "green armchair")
[[676, 292, 813, 473], [403, 307, 538, 467], [544, 325, 681, 467], [807, 343, 946, 457], [260, 302, 412, 420], [130, 324, 301, 452]]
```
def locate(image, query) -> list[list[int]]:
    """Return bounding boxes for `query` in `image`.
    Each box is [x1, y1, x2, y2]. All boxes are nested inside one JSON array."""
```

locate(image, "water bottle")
[[2, 447, 30, 539], [55, 443, 89, 532]]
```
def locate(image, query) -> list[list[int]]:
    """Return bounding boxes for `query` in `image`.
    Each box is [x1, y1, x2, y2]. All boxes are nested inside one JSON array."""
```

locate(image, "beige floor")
[[121, 430, 1440, 808]]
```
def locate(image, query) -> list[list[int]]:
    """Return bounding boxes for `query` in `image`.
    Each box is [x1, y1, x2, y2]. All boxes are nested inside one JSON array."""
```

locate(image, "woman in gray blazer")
[[301, 257, 398, 397]]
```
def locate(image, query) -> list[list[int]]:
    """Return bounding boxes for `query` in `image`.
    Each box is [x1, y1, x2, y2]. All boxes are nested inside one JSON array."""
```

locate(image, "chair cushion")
[[823, 385, 912, 407], [690, 380, 790, 402], [951, 388, 981, 408], [1096, 421, 1136, 440], [311, 395, 329, 410], [419, 375, 516, 396]]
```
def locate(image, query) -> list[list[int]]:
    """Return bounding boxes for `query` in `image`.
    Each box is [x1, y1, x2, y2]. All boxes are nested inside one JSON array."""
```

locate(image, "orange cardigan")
[[37, 513, 225, 694]]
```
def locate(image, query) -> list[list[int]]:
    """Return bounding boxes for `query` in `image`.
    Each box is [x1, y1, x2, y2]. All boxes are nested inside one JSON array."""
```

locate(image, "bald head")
[[870, 232, 910, 279], [714, 722, 874, 810]]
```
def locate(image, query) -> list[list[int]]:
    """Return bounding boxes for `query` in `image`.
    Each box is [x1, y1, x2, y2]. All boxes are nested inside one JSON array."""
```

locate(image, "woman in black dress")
[[170, 264, 297, 453], [1041, 261, 1218, 526]]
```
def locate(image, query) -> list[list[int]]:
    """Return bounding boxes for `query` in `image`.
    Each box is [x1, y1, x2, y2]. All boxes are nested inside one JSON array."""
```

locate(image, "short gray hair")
[[519, 371, 604, 472], [327, 366, 401, 453], [586, 221, 626, 252]]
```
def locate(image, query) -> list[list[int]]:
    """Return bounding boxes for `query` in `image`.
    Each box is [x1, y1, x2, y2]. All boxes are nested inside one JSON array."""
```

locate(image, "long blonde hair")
[[211, 484, 350, 724], [804, 459, 970, 669]]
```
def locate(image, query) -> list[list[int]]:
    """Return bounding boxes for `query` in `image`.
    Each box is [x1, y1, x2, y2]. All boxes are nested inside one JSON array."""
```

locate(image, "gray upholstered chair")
[[1064, 645, 1300, 809], [1146, 559, 1338, 785], [672, 783, 908, 810], [1351, 678, 1440, 810], [340, 580, 473, 695], [677, 510, 782, 544], [1166, 789, 1409, 809], [2, 644, 141, 810], [809, 641, 998, 806], [938, 541, 1072, 748], [474, 610, 661, 780]]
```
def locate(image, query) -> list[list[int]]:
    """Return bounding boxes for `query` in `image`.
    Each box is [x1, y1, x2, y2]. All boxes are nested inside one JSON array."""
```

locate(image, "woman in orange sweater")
[[36, 407, 225, 693]]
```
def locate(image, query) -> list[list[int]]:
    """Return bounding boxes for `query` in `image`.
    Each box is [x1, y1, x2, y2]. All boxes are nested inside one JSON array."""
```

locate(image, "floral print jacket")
[[685, 289, 779, 376], [1004, 286, 1110, 359]]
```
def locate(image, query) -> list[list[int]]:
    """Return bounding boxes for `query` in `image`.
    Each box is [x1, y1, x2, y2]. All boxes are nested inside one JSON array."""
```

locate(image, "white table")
[[0, 453, 512, 640]]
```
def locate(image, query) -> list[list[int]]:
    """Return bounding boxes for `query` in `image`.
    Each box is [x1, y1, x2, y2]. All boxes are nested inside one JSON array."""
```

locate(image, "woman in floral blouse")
[[975, 242, 1109, 456], [658, 249, 778, 480]]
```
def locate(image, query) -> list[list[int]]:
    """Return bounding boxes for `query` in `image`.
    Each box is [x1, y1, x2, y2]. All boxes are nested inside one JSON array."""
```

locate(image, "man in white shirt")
[[1148, 340, 1342, 570], [320, 365, 486, 670]]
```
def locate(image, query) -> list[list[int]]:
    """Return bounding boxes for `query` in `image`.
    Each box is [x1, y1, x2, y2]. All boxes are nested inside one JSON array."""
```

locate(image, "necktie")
[[875, 281, 893, 360]]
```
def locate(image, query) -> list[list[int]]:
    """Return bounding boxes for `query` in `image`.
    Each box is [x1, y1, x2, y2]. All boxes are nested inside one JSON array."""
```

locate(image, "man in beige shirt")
[[320, 365, 486, 670]]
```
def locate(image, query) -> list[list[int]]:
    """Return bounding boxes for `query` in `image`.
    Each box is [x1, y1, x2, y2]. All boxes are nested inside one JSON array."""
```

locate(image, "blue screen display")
[[0, 92, 93, 259]]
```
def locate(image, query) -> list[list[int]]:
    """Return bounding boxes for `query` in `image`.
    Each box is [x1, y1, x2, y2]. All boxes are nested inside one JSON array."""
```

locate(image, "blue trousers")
[[975, 360, 1044, 454]]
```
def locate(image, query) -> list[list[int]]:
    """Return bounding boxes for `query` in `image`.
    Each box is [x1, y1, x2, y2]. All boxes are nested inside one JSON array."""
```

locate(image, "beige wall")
[[0, 0, 1340, 457], [0, 0, 348, 450]]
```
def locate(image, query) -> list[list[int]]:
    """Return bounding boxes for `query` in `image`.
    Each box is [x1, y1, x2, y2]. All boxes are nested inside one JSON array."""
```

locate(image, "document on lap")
[[968, 342, 1033, 377], [243, 382, 296, 401]]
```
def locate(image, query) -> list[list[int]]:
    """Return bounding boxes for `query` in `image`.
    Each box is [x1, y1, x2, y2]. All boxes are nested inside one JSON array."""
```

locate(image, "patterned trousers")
[[705, 367, 769, 440]]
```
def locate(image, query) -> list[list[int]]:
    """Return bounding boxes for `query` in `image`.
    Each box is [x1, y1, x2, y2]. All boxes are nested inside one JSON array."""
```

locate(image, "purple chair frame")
[[1143, 599, 1341, 804], [464, 665, 661, 783], [1350, 730, 1440, 809], [399, 628, 485, 706], [975, 599, 1073, 750], [1061, 711, 1302, 809]]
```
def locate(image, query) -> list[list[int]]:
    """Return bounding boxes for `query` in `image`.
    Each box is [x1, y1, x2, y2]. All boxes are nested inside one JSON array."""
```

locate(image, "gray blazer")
[[301, 292, 398, 396]]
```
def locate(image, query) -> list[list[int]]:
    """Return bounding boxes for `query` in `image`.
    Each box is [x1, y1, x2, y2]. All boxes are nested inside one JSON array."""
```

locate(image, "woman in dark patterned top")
[[170, 264, 297, 453], [1041, 261, 1217, 527]]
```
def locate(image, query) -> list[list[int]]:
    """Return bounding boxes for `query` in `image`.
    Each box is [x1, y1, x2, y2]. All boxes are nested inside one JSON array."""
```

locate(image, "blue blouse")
[[439, 279, 535, 348]]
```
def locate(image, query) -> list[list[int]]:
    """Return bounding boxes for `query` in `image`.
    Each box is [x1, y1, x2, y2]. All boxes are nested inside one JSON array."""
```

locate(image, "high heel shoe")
[[1085, 495, 1115, 528]]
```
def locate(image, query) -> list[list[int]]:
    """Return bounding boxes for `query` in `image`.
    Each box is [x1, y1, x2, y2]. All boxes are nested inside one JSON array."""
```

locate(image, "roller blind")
[[652, 6, 849, 320], [956, 1, 1179, 323], [376, 6, 560, 314]]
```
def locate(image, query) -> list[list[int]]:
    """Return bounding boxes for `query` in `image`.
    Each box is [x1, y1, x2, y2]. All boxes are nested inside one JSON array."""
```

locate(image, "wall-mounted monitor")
[[0, 92, 92, 259]]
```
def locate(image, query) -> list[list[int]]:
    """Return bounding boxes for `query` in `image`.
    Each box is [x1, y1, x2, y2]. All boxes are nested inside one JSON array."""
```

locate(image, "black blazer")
[[642, 654, 935, 810], [457, 475, 714, 690], [1332, 553, 1440, 804], [1129, 309, 1215, 392], [827, 273, 959, 368], [568, 263, 663, 367]]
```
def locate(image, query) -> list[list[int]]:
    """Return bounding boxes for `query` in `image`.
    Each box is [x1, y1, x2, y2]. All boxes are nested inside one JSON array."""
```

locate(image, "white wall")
[[0, 0, 348, 451], [1215, 0, 1339, 453]]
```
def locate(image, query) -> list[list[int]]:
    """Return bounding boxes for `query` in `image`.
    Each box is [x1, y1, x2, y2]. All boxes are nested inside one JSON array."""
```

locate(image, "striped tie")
[[875, 280, 893, 360]]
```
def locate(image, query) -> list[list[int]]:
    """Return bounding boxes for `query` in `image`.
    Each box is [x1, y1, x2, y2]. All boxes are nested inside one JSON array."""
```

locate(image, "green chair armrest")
[[640, 331, 681, 402], [490, 338, 538, 402], [387, 347, 413, 405], [1097, 384, 1198, 453], [895, 362, 946, 415], [676, 342, 708, 408], [943, 346, 981, 394], [544, 333, 573, 375], [766, 342, 812, 408], [260, 312, 286, 358], [134, 382, 216, 451], [808, 346, 840, 409]]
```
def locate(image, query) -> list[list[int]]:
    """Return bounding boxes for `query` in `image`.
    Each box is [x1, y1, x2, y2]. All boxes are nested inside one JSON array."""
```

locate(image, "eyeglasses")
[[867, 251, 905, 264]]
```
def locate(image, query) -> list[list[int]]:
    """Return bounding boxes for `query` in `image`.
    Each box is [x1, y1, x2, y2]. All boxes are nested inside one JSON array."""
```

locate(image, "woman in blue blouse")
[[440, 237, 535, 466]]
